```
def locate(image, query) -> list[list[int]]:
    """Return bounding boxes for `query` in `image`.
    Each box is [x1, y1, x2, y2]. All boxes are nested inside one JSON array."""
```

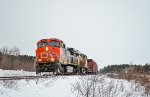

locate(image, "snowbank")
[[0, 69, 36, 77], [0, 76, 77, 97]]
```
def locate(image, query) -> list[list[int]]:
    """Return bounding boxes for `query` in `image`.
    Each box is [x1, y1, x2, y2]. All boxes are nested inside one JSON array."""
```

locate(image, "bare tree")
[[72, 75, 99, 97], [71, 75, 148, 97], [0, 46, 9, 55], [9, 46, 20, 56]]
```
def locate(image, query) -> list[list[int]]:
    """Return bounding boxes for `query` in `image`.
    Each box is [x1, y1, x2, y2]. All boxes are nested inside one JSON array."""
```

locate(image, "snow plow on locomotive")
[[35, 38, 98, 75]]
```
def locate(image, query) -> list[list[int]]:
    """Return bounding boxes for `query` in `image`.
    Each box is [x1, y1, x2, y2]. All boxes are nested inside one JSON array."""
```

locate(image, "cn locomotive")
[[35, 38, 98, 75]]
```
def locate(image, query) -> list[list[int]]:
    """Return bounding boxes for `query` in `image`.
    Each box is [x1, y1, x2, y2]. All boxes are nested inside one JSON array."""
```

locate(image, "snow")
[[0, 70, 149, 97], [0, 76, 77, 97], [0, 69, 36, 77]]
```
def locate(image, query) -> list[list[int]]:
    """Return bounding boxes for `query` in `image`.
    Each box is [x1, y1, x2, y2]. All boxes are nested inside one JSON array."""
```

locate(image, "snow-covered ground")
[[0, 69, 36, 77], [0, 70, 149, 97]]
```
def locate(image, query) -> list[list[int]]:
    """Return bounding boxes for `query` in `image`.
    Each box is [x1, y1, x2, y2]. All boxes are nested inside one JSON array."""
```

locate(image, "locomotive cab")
[[36, 39, 62, 62], [35, 38, 65, 74]]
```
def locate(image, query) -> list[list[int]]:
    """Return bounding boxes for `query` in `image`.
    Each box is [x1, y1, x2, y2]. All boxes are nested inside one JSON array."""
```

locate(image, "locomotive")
[[35, 38, 98, 75], [87, 59, 98, 74]]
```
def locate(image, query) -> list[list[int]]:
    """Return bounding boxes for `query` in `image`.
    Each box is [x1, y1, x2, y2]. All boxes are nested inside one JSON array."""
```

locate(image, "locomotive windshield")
[[38, 42, 48, 48], [37, 41, 60, 48], [49, 41, 60, 47]]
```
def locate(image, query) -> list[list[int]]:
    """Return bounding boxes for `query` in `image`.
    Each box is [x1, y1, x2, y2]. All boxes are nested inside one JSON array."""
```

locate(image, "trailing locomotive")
[[87, 59, 98, 74], [35, 38, 98, 75]]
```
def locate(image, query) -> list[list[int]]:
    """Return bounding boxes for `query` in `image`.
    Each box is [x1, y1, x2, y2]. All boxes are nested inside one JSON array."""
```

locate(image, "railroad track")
[[0, 73, 95, 80], [0, 76, 50, 80], [0, 74, 78, 80]]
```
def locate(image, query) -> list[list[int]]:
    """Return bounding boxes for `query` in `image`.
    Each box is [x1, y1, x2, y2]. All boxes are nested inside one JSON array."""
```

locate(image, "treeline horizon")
[[0, 46, 35, 71], [101, 63, 150, 74]]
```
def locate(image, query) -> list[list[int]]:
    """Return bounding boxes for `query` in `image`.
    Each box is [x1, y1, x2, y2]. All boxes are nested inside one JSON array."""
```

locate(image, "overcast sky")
[[0, 0, 150, 68]]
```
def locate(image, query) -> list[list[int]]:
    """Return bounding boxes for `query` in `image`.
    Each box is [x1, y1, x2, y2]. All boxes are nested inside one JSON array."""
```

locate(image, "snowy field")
[[0, 70, 149, 97]]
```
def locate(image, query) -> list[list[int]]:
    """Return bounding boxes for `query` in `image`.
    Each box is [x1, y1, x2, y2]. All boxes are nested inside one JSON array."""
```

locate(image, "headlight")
[[39, 59, 42, 61], [50, 58, 55, 62], [46, 47, 48, 51]]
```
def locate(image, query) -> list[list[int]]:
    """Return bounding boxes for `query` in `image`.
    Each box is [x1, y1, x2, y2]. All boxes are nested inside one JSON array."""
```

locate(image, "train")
[[35, 38, 98, 75]]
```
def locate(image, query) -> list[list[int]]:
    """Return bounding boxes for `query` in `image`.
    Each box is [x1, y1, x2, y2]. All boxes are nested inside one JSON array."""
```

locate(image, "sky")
[[0, 0, 150, 68]]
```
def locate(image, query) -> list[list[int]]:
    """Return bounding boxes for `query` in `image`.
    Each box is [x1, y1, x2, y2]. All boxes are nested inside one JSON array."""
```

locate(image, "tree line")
[[100, 63, 150, 74], [0, 46, 35, 71]]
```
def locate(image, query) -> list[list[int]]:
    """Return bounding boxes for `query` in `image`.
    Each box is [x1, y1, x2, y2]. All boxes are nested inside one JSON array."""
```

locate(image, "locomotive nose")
[[36, 46, 60, 63], [38, 51, 58, 62]]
